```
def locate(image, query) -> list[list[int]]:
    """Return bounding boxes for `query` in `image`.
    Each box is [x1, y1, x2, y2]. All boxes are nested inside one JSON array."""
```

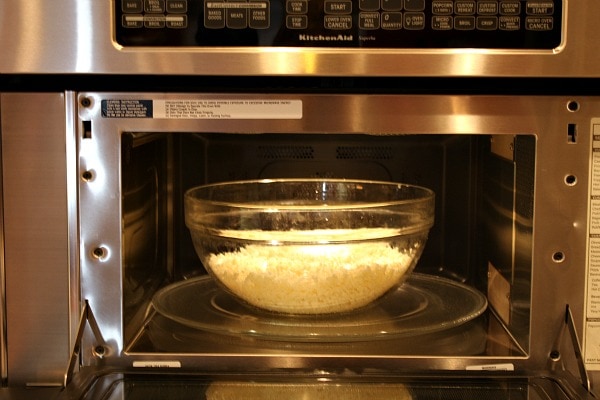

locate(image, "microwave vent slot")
[[256, 145, 314, 159], [336, 146, 394, 160]]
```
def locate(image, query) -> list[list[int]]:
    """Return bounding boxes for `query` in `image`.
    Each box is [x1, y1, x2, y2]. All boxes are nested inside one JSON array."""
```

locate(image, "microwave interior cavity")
[[108, 131, 535, 358]]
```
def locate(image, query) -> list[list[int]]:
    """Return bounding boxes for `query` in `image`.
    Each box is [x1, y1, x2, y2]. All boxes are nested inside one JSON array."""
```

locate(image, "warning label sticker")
[[100, 99, 302, 119], [101, 100, 152, 118], [153, 99, 302, 119]]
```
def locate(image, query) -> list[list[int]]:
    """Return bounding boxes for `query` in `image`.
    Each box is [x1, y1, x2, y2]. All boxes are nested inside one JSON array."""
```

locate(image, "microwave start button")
[[526, 1, 554, 15]]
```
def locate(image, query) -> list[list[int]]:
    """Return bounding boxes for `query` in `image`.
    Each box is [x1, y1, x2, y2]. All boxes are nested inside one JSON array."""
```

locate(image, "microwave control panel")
[[115, 0, 562, 48]]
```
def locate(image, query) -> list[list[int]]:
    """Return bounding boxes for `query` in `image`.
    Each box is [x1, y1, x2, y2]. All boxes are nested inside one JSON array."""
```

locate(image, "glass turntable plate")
[[152, 273, 487, 342]]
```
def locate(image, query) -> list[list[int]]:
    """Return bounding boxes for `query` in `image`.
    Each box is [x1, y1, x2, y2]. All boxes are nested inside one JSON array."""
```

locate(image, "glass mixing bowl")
[[184, 179, 435, 315]]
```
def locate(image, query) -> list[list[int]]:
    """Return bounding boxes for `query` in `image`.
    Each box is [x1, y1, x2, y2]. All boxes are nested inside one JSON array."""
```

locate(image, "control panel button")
[[404, 12, 425, 29], [123, 0, 144, 12], [477, 1, 498, 15], [287, 0, 308, 14], [324, 15, 353, 29], [526, 1, 554, 15], [145, 0, 166, 13], [454, 15, 475, 30], [122, 14, 145, 28], [526, 16, 553, 30], [144, 15, 166, 27], [455, 1, 475, 15], [166, 14, 188, 27], [500, 1, 520, 15], [477, 16, 498, 30], [359, 0, 380, 11], [432, 15, 453, 30], [226, 7, 248, 29], [205, 6, 226, 28], [404, 0, 425, 11], [381, 0, 402, 11], [381, 12, 403, 29], [286, 15, 308, 28], [359, 12, 381, 29], [249, 2, 270, 28], [325, 1, 352, 14], [432, 1, 453, 15], [166, 0, 188, 12], [499, 15, 520, 30]]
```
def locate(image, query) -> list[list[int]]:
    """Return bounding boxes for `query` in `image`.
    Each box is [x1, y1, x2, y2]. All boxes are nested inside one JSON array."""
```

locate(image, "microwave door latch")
[[63, 300, 106, 387]]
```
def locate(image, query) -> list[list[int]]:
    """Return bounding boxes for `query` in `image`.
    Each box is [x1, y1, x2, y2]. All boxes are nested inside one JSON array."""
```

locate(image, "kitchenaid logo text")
[[298, 34, 353, 42]]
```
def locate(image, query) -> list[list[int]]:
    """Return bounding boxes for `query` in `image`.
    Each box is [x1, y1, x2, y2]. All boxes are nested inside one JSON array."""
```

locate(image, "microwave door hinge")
[[64, 300, 106, 387], [556, 304, 592, 393]]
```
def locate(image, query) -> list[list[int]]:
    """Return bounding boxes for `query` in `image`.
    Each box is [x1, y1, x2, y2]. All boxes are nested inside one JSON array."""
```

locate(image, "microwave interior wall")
[[118, 131, 534, 358]]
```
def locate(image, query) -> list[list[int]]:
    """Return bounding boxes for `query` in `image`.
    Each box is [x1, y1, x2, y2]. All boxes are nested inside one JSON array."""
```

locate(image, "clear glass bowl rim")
[[184, 178, 435, 210]]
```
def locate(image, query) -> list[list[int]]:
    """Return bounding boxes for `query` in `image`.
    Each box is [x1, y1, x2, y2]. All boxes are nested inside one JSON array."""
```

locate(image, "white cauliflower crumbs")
[[205, 229, 417, 314]]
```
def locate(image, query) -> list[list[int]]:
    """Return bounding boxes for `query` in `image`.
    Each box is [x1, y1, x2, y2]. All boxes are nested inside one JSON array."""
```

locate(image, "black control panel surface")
[[115, 0, 561, 48]]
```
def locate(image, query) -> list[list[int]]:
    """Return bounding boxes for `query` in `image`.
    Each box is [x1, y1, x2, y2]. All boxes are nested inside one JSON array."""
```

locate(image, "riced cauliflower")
[[205, 229, 416, 314]]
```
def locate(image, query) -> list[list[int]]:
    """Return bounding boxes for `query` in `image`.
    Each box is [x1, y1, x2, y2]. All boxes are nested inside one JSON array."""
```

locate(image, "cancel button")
[[325, 15, 352, 29], [526, 16, 553, 30]]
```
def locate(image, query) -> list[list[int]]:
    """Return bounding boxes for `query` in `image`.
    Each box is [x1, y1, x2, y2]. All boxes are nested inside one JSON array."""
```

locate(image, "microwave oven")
[[1, 91, 598, 399], [3, 0, 600, 399]]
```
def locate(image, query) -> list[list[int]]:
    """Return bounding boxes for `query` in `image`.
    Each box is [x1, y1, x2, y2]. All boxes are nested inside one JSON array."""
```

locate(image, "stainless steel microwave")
[[3, 1, 600, 399], [0, 91, 598, 399]]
